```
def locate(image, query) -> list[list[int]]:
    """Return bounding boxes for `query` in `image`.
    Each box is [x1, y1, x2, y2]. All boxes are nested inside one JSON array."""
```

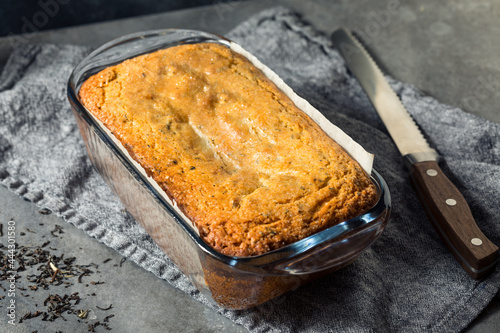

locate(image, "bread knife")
[[331, 28, 498, 279]]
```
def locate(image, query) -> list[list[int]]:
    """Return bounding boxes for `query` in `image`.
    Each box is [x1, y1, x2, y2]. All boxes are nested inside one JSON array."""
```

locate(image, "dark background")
[[0, 0, 249, 37]]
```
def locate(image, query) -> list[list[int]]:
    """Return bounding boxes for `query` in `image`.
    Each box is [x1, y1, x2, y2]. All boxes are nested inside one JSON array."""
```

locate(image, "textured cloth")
[[1, 7, 500, 332]]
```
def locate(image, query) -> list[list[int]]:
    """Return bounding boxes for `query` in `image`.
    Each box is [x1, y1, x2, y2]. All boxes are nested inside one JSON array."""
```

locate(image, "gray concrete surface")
[[1, 1, 499, 332]]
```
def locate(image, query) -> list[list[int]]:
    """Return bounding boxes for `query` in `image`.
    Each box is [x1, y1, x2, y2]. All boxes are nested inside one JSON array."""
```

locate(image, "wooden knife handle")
[[409, 160, 498, 279]]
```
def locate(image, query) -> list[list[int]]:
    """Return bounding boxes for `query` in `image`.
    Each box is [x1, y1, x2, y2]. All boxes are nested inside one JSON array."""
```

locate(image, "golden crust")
[[79, 43, 377, 256]]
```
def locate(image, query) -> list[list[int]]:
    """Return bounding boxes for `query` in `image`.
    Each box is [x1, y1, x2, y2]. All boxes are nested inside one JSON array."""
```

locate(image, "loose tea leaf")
[[119, 258, 126, 267], [50, 225, 64, 237], [38, 208, 52, 215], [77, 309, 90, 319]]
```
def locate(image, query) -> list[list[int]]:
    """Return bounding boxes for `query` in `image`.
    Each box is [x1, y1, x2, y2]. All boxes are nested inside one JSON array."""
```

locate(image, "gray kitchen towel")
[[1, 6, 500, 332]]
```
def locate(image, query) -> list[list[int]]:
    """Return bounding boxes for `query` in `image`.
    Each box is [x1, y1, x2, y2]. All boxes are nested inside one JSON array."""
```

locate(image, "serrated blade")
[[331, 28, 439, 166]]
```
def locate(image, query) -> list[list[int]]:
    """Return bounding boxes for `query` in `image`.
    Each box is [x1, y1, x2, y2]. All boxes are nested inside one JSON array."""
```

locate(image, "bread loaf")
[[79, 42, 377, 256]]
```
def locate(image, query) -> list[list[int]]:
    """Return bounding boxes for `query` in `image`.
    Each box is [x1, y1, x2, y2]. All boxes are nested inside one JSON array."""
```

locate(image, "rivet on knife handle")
[[331, 28, 498, 279]]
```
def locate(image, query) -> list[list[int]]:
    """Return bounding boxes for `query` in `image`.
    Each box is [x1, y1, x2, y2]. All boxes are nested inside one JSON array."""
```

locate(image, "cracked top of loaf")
[[79, 42, 377, 257]]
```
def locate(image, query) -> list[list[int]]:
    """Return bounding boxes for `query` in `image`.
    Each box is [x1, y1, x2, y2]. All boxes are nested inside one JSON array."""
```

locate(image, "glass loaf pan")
[[67, 29, 391, 310]]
